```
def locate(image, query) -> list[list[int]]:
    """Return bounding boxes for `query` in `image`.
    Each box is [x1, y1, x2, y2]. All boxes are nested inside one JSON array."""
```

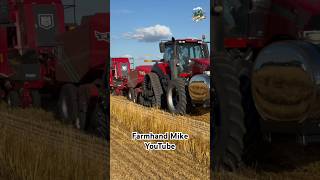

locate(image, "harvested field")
[[111, 96, 320, 180], [0, 103, 108, 180], [213, 142, 320, 180], [110, 96, 210, 179]]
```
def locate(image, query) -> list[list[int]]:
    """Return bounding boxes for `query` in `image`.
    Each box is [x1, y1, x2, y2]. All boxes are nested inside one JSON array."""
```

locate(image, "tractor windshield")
[[176, 43, 208, 72], [177, 43, 207, 59], [163, 42, 208, 73]]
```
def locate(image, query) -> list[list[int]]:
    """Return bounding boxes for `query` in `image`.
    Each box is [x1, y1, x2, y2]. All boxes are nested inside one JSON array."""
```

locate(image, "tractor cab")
[[139, 37, 210, 114], [160, 38, 209, 78]]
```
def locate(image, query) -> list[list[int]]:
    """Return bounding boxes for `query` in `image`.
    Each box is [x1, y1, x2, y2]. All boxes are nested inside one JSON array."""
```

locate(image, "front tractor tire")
[[58, 84, 78, 124], [143, 72, 163, 108], [166, 78, 187, 115], [213, 57, 246, 171]]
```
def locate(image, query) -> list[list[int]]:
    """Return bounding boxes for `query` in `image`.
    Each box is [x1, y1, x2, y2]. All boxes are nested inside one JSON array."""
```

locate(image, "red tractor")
[[212, 0, 320, 171], [0, 0, 109, 137], [127, 64, 152, 103], [110, 57, 131, 95], [140, 38, 210, 114]]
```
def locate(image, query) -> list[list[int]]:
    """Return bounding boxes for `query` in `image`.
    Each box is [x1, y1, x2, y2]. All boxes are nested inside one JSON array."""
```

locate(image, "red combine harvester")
[[212, 0, 320, 171], [127, 64, 152, 103], [139, 38, 210, 114], [110, 57, 131, 95], [0, 0, 109, 137]]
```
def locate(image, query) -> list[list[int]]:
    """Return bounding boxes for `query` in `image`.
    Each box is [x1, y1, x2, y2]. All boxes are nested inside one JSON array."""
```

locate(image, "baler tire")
[[7, 91, 20, 108], [144, 72, 163, 108], [58, 84, 78, 124], [91, 103, 108, 139], [137, 93, 144, 105], [166, 78, 187, 115], [77, 97, 88, 131], [213, 58, 246, 172], [30, 90, 41, 108]]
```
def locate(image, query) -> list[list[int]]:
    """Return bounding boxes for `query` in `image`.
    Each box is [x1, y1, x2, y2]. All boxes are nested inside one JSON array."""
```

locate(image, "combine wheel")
[[143, 72, 163, 108], [166, 78, 187, 115], [30, 90, 41, 108], [7, 91, 20, 108], [58, 84, 78, 124]]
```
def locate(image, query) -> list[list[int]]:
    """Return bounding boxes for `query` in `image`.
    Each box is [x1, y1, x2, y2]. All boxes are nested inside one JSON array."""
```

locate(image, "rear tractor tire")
[[212, 57, 246, 171], [166, 78, 187, 115]]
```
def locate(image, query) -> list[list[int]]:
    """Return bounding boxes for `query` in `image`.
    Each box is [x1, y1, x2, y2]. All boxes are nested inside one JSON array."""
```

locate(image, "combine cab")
[[212, 0, 320, 171], [140, 38, 210, 114], [110, 57, 131, 95], [0, 0, 109, 137]]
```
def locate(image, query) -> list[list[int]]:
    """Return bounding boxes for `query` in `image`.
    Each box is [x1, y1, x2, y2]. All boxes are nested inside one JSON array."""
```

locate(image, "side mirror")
[[159, 42, 165, 53]]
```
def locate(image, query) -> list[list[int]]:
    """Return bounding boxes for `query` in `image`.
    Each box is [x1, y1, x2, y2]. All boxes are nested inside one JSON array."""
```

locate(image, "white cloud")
[[121, 54, 133, 58], [124, 24, 173, 42]]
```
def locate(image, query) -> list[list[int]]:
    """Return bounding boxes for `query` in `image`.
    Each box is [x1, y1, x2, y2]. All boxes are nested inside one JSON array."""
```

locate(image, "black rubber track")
[[166, 78, 187, 115], [213, 56, 246, 171], [91, 102, 108, 139], [144, 72, 163, 108]]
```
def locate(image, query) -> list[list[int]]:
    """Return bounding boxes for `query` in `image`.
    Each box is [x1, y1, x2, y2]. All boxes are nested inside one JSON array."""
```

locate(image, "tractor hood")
[[188, 58, 210, 75]]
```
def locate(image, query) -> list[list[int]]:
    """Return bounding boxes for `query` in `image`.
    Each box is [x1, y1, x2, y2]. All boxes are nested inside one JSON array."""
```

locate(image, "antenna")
[[64, 0, 77, 24]]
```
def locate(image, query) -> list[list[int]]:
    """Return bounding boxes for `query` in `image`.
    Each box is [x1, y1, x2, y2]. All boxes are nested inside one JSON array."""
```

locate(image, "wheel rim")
[[168, 87, 179, 110], [61, 98, 68, 119], [75, 117, 81, 129], [7, 95, 12, 106], [128, 90, 132, 100]]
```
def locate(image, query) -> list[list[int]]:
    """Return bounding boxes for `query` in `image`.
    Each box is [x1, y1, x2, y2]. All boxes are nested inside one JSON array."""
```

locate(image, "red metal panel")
[[0, 27, 13, 77], [56, 13, 108, 82], [17, 0, 64, 50], [89, 13, 108, 70]]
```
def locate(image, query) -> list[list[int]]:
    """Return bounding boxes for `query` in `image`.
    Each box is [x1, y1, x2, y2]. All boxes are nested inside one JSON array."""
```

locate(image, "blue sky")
[[111, 0, 210, 66]]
